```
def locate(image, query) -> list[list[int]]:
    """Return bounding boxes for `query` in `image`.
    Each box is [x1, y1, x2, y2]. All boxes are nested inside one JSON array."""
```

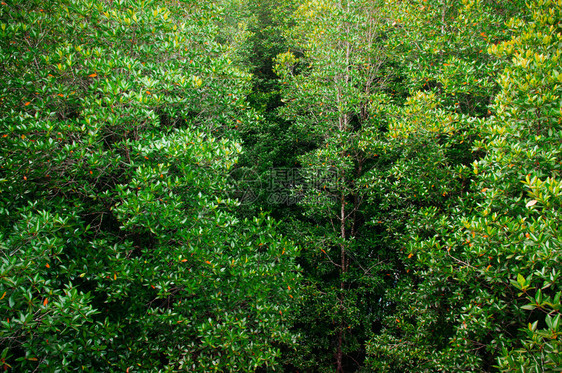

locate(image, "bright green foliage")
[[0, 0, 299, 371], [482, 0, 562, 369], [365, 0, 560, 371], [360, 0, 519, 369]]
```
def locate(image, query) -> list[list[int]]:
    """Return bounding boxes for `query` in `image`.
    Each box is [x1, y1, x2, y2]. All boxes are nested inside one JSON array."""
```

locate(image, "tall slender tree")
[[275, 0, 394, 370]]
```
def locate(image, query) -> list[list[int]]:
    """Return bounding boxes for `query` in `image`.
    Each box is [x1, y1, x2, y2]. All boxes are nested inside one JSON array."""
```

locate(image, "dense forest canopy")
[[0, 0, 560, 371]]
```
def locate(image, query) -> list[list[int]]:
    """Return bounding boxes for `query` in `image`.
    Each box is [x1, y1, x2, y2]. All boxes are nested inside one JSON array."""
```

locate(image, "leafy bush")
[[0, 0, 299, 371]]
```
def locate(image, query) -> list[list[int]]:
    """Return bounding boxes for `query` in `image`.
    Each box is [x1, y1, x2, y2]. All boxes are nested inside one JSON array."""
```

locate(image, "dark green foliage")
[[272, 1, 399, 371]]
